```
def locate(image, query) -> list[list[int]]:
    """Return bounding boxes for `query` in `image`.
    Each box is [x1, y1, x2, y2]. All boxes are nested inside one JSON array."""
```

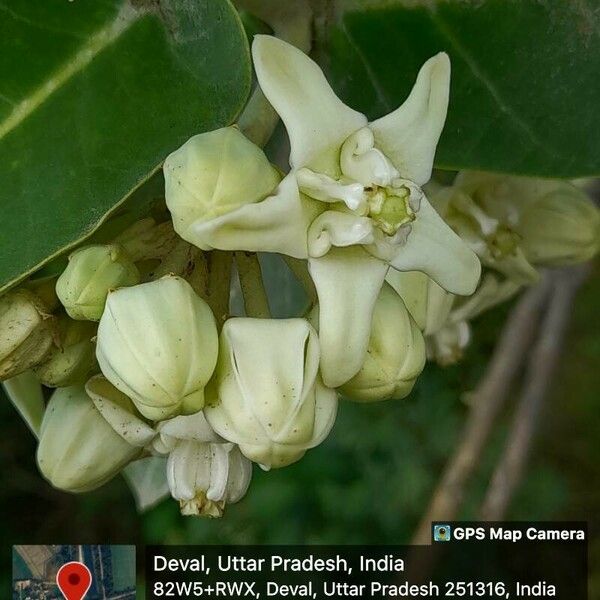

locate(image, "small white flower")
[[36, 385, 142, 492], [205, 318, 338, 470], [96, 275, 218, 420]]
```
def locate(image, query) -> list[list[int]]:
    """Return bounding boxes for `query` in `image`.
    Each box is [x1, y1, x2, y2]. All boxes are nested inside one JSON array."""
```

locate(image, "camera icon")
[[433, 525, 452, 542]]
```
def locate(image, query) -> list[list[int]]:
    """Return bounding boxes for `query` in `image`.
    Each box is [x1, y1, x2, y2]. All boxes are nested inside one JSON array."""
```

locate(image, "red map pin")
[[56, 561, 92, 600]]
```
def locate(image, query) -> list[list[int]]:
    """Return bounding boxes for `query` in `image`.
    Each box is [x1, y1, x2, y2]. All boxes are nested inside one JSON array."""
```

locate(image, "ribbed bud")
[[516, 185, 599, 266], [0, 289, 56, 380], [96, 276, 218, 420], [164, 126, 281, 245], [36, 385, 142, 492], [56, 244, 140, 321], [339, 283, 426, 402], [34, 316, 97, 387], [205, 318, 338, 470]]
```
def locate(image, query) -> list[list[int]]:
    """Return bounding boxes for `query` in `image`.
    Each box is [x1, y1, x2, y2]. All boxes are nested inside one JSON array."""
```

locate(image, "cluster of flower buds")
[[1, 36, 598, 516]]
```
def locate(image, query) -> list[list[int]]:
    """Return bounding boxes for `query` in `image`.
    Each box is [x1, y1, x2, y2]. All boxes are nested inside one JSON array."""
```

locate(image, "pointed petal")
[[252, 35, 367, 173], [190, 174, 317, 259], [309, 247, 388, 387], [389, 195, 481, 295], [370, 53, 450, 185]]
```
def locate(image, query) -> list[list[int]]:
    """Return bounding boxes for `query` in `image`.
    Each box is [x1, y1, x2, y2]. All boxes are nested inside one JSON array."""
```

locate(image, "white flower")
[[56, 244, 140, 321], [96, 275, 218, 420], [205, 318, 338, 470], [431, 171, 599, 281], [36, 385, 142, 492], [172, 36, 480, 387], [166, 440, 251, 517], [0, 289, 56, 380], [334, 283, 426, 403]]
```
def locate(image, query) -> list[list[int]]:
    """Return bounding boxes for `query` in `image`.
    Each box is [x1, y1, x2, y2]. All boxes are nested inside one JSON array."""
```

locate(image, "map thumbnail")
[[12, 545, 135, 599]]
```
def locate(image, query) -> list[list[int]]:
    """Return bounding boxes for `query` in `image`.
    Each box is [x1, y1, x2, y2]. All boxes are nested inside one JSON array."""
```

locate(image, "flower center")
[[296, 127, 422, 241]]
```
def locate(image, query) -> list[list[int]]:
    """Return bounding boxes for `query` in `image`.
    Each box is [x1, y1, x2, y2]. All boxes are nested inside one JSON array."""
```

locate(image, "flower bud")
[[0, 289, 56, 380], [516, 185, 599, 266], [166, 440, 252, 517], [385, 270, 454, 336], [56, 244, 140, 321], [164, 126, 281, 245], [337, 283, 426, 402], [96, 276, 218, 420], [36, 385, 142, 492], [205, 318, 338, 470], [33, 316, 97, 387]]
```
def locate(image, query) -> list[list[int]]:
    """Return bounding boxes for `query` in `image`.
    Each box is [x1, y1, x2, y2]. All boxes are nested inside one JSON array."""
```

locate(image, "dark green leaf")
[[320, 0, 600, 178], [0, 0, 251, 293]]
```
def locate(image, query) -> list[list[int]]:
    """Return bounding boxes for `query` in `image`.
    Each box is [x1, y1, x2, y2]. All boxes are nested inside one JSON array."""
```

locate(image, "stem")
[[479, 266, 589, 520], [149, 239, 194, 280], [283, 255, 317, 304], [115, 218, 178, 261], [205, 251, 233, 330], [235, 0, 312, 147], [411, 276, 553, 545], [235, 251, 271, 318]]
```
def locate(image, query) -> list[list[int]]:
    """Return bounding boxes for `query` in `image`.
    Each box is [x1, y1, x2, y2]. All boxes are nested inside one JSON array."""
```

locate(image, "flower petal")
[[370, 53, 450, 186], [309, 247, 389, 387], [252, 35, 367, 173], [190, 173, 318, 259], [388, 195, 481, 295], [308, 210, 374, 258]]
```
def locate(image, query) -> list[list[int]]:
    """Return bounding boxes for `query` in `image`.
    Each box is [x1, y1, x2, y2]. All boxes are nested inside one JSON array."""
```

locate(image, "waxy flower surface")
[[166, 36, 480, 387], [205, 318, 338, 470], [96, 276, 218, 420]]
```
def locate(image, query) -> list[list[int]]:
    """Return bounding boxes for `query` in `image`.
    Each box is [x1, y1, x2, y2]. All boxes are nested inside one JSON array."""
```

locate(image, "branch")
[[411, 276, 552, 544], [235, 251, 271, 318], [479, 265, 589, 520]]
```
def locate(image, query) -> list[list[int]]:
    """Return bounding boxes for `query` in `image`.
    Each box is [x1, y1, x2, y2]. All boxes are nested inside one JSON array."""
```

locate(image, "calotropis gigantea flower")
[[150, 411, 252, 517], [56, 244, 140, 321], [335, 283, 426, 403], [36, 385, 142, 492], [432, 171, 599, 282], [96, 276, 218, 421], [166, 440, 252, 517], [166, 36, 480, 387], [0, 289, 57, 380], [205, 318, 338, 470], [34, 315, 97, 387]]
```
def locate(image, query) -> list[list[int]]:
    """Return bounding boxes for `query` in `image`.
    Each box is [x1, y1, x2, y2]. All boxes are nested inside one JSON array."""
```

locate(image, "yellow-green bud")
[[56, 244, 140, 321], [164, 126, 281, 245], [0, 289, 56, 380], [516, 185, 599, 266], [96, 276, 218, 421], [33, 316, 97, 387], [205, 318, 338, 470], [338, 283, 426, 402], [36, 385, 142, 492]]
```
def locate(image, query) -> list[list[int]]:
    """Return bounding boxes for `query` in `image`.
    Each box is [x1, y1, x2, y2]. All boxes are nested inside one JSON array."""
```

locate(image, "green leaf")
[[0, 0, 251, 293], [320, 0, 600, 178]]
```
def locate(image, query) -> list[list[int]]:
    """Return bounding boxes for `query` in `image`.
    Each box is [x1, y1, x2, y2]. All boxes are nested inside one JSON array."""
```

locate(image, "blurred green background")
[[1, 264, 597, 590]]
